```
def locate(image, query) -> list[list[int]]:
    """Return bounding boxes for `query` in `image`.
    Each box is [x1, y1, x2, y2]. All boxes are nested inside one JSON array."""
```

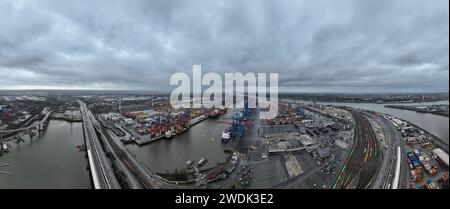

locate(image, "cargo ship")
[[207, 109, 226, 119], [191, 115, 207, 126], [221, 128, 232, 144]]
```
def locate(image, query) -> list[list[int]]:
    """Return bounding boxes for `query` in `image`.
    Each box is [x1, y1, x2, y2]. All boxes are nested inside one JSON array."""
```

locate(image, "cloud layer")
[[0, 0, 448, 93]]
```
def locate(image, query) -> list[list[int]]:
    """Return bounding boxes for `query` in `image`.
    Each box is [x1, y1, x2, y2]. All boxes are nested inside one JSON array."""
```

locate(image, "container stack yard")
[[382, 115, 449, 189], [102, 106, 226, 145], [260, 103, 303, 126], [440, 173, 449, 189]]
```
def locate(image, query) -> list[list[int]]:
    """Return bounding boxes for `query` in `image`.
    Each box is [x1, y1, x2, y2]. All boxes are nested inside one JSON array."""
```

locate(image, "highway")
[[0, 108, 53, 133], [381, 115, 406, 189], [384, 116, 410, 189], [333, 110, 381, 189], [101, 122, 194, 189], [371, 115, 403, 189], [78, 100, 121, 189]]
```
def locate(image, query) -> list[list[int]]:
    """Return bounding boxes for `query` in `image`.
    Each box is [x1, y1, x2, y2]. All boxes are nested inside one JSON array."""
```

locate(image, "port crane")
[[218, 99, 252, 138]]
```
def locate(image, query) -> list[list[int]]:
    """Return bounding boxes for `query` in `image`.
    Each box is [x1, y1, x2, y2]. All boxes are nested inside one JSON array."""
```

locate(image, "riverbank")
[[0, 113, 43, 140], [396, 117, 449, 152], [286, 99, 449, 145], [385, 105, 449, 117], [289, 98, 449, 104], [133, 115, 204, 145], [50, 111, 82, 122]]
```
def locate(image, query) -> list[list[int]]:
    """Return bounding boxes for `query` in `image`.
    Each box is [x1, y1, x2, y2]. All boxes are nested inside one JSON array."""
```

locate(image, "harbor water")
[[0, 120, 91, 189], [126, 111, 235, 173]]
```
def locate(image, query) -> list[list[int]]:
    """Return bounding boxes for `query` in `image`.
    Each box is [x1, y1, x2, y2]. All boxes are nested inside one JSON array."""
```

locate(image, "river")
[[0, 120, 91, 189]]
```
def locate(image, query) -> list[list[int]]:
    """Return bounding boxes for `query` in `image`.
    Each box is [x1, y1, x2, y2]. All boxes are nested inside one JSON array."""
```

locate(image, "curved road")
[[0, 108, 52, 133], [333, 110, 381, 189]]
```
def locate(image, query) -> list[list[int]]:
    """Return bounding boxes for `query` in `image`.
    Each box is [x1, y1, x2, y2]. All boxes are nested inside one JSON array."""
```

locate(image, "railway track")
[[333, 110, 381, 189], [99, 123, 153, 189]]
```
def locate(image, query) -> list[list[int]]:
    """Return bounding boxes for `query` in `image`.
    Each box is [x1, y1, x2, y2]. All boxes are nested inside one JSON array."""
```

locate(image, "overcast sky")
[[0, 0, 448, 93]]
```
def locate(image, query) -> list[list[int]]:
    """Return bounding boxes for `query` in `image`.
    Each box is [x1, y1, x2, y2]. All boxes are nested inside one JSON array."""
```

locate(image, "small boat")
[[165, 130, 173, 139], [262, 152, 267, 159], [198, 158, 208, 167], [121, 137, 134, 144], [1, 143, 11, 153], [221, 129, 232, 144], [185, 160, 195, 169]]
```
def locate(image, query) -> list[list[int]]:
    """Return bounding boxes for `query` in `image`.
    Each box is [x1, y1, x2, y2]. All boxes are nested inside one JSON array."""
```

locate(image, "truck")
[[423, 179, 439, 189]]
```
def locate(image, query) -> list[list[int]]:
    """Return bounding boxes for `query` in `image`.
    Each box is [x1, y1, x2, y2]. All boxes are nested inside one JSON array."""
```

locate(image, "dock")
[[133, 115, 208, 146], [0, 163, 11, 175], [0, 162, 11, 167], [0, 171, 12, 175]]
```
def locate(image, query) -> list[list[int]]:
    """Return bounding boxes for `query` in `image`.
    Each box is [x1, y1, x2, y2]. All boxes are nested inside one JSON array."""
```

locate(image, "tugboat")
[[165, 129, 173, 139], [1, 143, 11, 153], [221, 128, 232, 144], [198, 157, 208, 167]]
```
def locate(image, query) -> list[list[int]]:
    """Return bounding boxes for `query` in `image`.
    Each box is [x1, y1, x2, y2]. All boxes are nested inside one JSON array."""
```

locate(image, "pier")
[[134, 115, 209, 146], [0, 162, 11, 175]]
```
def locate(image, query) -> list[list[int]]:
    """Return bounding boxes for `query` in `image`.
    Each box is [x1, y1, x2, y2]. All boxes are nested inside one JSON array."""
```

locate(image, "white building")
[[124, 118, 134, 125], [299, 135, 314, 146]]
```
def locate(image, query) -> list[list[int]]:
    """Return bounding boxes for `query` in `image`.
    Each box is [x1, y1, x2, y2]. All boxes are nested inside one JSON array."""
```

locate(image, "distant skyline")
[[0, 0, 448, 93]]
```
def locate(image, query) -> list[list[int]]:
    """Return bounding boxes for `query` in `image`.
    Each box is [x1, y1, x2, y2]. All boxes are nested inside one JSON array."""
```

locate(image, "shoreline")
[[399, 118, 449, 152], [286, 99, 449, 105], [134, 114, 209, 145], [385, 105, 449, 117], [370, 111, 448, 151]]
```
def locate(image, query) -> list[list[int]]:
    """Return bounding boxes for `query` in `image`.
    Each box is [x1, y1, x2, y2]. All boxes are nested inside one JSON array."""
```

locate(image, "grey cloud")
[[0, 0, 448, 93]]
